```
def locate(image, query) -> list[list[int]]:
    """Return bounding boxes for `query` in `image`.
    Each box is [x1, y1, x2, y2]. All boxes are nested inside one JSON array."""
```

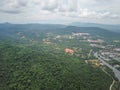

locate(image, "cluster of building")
[[72, 33, 90, 36], [87, 39, 104, 43], [90, 44, 105, 48]]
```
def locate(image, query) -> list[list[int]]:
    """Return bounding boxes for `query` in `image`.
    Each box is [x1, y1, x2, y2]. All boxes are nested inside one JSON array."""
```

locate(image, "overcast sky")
[[0, 0, 120, 24]]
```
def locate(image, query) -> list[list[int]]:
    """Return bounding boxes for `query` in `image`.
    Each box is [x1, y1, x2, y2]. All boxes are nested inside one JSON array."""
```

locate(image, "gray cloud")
[[0, 9, 22, 14], [41, 0, 58, 11], [0, 0, 119, 24], [0, 0, 119, 18], [0, 0, 28, 14]]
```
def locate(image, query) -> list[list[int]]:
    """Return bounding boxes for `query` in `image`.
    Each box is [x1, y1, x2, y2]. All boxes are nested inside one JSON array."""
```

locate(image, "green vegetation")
[[0, 40, 112, 90], [0, 23, 120, 90]]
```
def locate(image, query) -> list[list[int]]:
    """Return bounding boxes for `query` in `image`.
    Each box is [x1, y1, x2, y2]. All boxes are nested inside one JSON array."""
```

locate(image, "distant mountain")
[[0, 23, 66, 38], [0, 23, 66, 30], [57, 26, 120, 39], [0, 23, 120, 40], [70, 22, 120, 33]]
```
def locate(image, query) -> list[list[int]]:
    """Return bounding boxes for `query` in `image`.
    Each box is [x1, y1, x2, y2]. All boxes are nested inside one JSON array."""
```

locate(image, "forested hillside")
[[0, 23, 120, 90], [0, 40, 112, 90]]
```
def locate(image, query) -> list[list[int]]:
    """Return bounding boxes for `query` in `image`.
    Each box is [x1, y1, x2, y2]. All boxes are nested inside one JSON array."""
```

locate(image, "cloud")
[[0, 0, 119, 19], [77, 9, 119, 19], [32, 0, 58, 11], [32, 0, 78, 12], [31, 0, 119, 19], [0, 0, 119, 24], [57, 8, 119, 19], [0, 0, 28, 14], [0, 9, 22, 14]]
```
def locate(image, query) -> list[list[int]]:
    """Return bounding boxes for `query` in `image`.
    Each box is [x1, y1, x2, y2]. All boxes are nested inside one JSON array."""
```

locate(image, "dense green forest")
[[0, 23, 120, 90], [0, 40, 112, 90]]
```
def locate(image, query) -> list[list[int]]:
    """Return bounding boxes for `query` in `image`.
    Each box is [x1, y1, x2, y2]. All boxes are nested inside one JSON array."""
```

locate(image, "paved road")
[[110, 80, 115, 90], [94, 52, 120, 81]]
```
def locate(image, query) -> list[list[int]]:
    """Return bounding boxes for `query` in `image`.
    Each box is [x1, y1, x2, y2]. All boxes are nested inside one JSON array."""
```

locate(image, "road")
[[94, 52, 120, 81], [102, 69, 115, 90], [110, 80, 115, 90]]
